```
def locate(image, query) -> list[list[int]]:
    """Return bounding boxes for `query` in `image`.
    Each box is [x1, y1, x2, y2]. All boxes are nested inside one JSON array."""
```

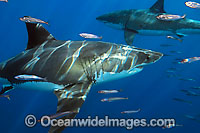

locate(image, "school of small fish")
[[155, 1, 200, 127], [98, 89, 141, 114]]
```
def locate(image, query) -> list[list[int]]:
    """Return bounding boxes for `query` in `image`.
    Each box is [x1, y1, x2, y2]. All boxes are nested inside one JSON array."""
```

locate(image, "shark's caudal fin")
[[49, 82, 93, 133], [26, 23, 56, 50], [150, 0, 166, 13]]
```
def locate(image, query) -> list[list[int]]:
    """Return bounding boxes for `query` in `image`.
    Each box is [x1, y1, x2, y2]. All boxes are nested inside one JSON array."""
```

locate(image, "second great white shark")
[[96, 0, 200, 45], [0, 23, 162, 132]]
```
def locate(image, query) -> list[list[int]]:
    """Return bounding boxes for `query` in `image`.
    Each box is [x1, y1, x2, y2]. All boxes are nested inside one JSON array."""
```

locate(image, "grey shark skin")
[[0, 23, 162, 132], [96, 0, 200, 45]]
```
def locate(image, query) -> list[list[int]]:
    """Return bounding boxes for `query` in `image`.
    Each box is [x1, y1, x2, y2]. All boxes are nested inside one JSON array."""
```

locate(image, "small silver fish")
[[185, 115, 196, 120], [121, 108, 141, 114], [179, 78, 196, 81], [163, 54, 172, 56], [0, 0, 8, 2], [169, 51, 182, 54], [181, 89, 200, 96], [0, 95, 10, 100], [14, 74, 46, 81], [50, 111, 77, 119], [160, 44, 174, 47], [185, 1, 200, 9], [79, 33, 102, 39], [191, 86, 200, 90], [184, 115, 200, 123], [167, 36, 183, 42], [168, 68, 178, 71], [173, 98, 192, 105], [19, 16, 49, 25], [162, 123, 182, 129], [38, 111, 76, 122], [101, 97, 128, 102], [166, 70, 176, 73], [157, 14, 186, 21], [179, 57, 200, 64], [98, 89, 122, 94]]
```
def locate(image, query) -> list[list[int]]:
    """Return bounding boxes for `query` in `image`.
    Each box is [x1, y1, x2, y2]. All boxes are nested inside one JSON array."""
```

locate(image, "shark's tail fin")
[[182, 14, 186, 19], [118, 89, 123, 92], [5, 95, 10, 100], [178, 38, 183, 43]]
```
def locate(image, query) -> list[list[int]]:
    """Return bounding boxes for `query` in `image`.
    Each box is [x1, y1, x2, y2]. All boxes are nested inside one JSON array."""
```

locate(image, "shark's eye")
[[146, 56, 150, 60]]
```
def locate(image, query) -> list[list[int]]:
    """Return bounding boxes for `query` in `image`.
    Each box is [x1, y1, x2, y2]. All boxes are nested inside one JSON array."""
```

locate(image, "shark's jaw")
[[96, 66, 143, 83], [104, 22, 124, 30]]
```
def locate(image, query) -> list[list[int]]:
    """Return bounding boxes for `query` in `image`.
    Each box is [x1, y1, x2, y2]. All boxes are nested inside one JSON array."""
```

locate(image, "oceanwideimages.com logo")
[[25, 114, 176, 129]]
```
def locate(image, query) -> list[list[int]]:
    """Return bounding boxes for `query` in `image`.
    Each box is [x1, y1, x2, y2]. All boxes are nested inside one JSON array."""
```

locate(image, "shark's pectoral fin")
[[49, 82, 93, 133], [124, 30, 137, 45], [150, 0, 166, 13]]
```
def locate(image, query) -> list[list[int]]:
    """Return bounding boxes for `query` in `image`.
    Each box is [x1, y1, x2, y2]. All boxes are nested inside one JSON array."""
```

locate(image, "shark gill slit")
[[93, 56, 99, 79], [79, 58, 91, 82]]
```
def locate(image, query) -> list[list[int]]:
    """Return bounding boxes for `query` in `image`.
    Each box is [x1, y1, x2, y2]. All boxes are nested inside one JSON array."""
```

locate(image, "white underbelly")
[[13, 82, 64, 91], [176, 29, 200, 34], [138, 30, 173, 35], [0, 77, 63, 92], [105, 23, 124, 30]]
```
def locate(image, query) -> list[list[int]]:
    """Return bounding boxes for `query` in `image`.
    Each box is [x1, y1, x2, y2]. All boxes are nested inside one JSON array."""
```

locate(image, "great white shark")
[[96, 0, 200, 45], [0, 23, 162, 132]]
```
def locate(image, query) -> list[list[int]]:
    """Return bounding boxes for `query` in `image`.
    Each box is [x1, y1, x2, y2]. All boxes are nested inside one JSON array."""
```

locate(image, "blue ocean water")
[[0, 0, 200, 132]]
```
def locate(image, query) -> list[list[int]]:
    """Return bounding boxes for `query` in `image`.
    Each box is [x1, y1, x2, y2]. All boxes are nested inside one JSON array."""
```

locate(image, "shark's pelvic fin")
[[176, 33, 187, 38], [0, 85, 13, 95], [124, 30, 137, 45], [49, 82, 93, 133], [150, 0, 166, 13], [26, 23, 56, 50]]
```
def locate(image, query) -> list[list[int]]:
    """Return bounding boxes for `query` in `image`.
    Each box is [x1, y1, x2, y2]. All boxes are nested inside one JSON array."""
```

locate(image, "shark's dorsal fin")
[[26, 23, 56, 50], [150, 0, 166, 13]]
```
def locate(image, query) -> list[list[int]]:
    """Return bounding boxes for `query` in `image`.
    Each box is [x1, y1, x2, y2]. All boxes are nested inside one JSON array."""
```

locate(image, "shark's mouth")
[[96, 66, 144, 83], [104, 22, 124, 30]]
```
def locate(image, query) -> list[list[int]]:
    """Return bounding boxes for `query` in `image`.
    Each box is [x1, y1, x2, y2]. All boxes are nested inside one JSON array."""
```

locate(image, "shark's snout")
[[96, 13, 118, 23], [96, 10, 132, 25], [147, 52, 163, 64]]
